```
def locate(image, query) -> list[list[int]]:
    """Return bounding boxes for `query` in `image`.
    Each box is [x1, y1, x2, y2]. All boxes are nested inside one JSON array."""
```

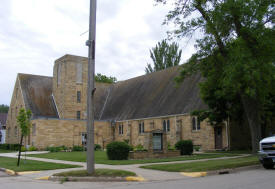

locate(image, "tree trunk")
[[241, 95, 262, 153], [17, 134, 24, 166]]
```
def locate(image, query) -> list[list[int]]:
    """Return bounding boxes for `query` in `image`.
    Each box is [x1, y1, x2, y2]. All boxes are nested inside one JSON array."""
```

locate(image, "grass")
[[29, 151, 243, 165], [140, 156, 259, 172], [0, 149, 15, 153], [53, 169, 136, 177], [0, 156, 81, 172]]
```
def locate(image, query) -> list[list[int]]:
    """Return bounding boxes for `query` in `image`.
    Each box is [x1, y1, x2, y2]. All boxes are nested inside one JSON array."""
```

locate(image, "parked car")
[[258, 135, 275, 169]]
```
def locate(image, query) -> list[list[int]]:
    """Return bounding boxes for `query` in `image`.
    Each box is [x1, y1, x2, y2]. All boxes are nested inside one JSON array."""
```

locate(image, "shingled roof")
[[98, 66, 207, 121], [17, 65, 207, 120], [18, 74, 58, 118]]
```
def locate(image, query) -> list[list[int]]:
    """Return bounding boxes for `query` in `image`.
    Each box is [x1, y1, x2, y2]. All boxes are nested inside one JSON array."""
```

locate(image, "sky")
[[0, 0, 196, 105]]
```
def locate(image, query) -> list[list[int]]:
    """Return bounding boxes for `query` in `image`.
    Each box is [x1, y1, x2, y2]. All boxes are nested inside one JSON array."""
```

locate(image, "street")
[[0, 168, 274, 189]]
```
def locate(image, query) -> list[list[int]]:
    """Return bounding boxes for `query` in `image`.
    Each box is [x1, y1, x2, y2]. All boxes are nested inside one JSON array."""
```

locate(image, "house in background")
[[5, 54, 229, 151], [0, 113, 7, 144]]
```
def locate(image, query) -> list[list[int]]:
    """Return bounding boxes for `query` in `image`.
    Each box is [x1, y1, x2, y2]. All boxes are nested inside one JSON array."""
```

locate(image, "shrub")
[[106, 141, 130, 160], [194, 145, 200, 152], [60, 145, 68, 151], [129, 145, 134, 151], [0, 144, 9, 150], [94, 144, 102, 151], [175, 140, 193, 155], [46, 146, 61, 152], [28, 146, 37, 151], [72, 145, 84, 151], [134, 144, 147, 152], [21, 146, 27, 152]]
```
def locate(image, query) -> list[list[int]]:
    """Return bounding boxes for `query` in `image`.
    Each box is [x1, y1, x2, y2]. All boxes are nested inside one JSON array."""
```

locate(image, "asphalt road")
[[0, 168, 274, 189], [0, 171, 10, 177]]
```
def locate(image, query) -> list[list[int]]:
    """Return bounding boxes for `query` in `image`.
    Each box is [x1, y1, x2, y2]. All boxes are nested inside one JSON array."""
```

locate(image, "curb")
[[46, 176, 145, 182], [206, 164, 261, 176], [180, 164, 261, 178], [0, 168, 18, 176]]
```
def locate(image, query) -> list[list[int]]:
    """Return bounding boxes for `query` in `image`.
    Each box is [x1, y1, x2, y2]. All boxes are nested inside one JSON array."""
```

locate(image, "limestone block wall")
[[31, 119, 112, 150], [114, 114, 227, 151], [5, 76, 26, 144]]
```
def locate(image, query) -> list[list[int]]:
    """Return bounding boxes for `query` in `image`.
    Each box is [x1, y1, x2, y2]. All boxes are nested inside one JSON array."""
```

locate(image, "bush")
[[72, 145, 84, 151], [106, 141, 130, 160], [28, 146, 37, 151], [194, 145, 200, 152], [46, 146, 61, 152], [21, 146, 27, 152], [175, 140, 193, 155], [0, 144, 21, 151], [94, 144, 102, 151], [133, 144, 147, 152], [0, 144, 9, 150]]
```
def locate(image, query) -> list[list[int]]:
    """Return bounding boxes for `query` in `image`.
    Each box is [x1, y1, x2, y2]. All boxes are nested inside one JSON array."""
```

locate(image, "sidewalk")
[[0, 152, 251, 181]]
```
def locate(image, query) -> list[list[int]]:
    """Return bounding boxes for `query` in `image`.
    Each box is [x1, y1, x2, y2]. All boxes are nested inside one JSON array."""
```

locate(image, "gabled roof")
[[18, 74, 58, 118], [17, 63, 207, 121], [0, 113, 7, 126], [98, 66, 207, 121]]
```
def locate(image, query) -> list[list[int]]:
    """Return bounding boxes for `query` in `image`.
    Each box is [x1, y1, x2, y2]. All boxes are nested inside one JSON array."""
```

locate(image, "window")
[[192, 117, 201, 131], [77, 111, 81, 120], [0, 131, 2, 143], [162, 119, 170, 132], [77, 91, 81, 103], [76, 63, 83, 83], [139, 122, 145, 134], [32, 124, 36, 136], [14, 126, 17, 137], [118, 124, 123, 135]]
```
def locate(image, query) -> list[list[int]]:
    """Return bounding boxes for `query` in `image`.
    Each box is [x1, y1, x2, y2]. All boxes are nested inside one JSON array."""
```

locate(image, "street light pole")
[[86, 0, 97, 174]]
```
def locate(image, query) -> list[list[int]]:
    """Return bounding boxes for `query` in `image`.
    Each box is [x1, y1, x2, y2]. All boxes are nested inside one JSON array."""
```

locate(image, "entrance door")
[[215, 127, 223, 149], [153, 133, 163, 151]]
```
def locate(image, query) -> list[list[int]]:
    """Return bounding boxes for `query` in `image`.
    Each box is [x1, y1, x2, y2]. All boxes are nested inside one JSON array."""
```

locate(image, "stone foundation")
[[129, 150, 180, 159]]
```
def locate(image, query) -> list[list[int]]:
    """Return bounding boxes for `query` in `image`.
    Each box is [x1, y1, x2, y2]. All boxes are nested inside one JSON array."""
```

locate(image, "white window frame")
[[192, 117, 201, 131]]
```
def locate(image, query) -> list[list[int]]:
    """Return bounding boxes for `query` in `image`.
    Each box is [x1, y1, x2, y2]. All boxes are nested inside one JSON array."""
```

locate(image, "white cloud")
[[0, 0, 196, 105]]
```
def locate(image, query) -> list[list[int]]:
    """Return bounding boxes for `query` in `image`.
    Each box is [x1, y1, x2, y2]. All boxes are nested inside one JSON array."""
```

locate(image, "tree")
[[0, 104, 9, 113], [16, 108, 32, 166], [95, 73, 117, 84], [145, 39, 182, 73], [156, 0, 275, 152]]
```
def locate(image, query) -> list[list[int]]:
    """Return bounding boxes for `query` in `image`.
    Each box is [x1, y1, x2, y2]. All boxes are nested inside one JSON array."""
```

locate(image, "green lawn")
[[0, 149, 15, 153], [29, 151, 242, 165], [0, 157, 81, 172], [53, 169, 136, 177], [140, 156, 259, 172]]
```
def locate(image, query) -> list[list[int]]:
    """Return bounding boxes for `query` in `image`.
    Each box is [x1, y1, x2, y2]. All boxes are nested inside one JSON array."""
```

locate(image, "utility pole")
[[86, 0, 97, 174]]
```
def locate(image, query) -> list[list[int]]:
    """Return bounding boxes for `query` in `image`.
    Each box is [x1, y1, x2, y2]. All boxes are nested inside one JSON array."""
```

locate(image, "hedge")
[[106, 141, 130, 160]]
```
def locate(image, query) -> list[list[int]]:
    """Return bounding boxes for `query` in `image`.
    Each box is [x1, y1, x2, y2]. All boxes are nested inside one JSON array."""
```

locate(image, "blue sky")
[[0, 0, 196, 105]]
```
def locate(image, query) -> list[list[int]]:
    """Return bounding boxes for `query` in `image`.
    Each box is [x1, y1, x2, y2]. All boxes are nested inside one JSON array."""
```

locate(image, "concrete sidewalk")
[[0, 152, 251, 181]]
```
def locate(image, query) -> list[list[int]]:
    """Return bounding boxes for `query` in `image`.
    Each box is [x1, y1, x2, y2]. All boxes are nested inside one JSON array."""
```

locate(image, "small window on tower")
[[77, 111, 81, 120], [77, 91, 81, 103]]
